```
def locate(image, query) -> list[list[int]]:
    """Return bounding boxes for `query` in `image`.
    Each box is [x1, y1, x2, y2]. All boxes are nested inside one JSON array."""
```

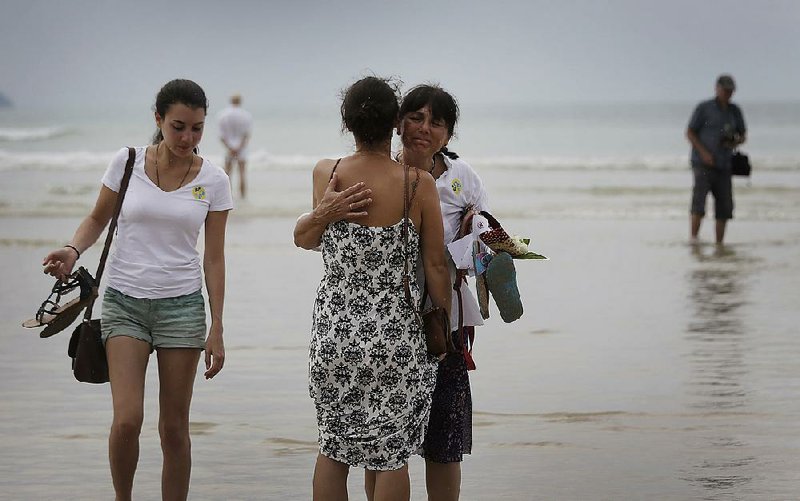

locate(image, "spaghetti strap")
[[329, 158, 342, 181]]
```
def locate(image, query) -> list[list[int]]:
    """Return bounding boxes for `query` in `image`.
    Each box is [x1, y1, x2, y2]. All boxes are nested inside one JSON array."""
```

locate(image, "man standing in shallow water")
[[686, 74, 747, 245], [218, 93, 253, 198]]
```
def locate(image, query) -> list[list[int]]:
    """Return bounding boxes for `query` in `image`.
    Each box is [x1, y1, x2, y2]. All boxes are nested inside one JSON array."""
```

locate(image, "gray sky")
[[1, 0, 798, 110]]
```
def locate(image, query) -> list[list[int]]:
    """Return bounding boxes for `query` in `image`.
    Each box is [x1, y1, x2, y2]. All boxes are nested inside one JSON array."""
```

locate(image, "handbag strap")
[[420, 202, 472, 333], [402, 163, 413, 307], [83, 147, 136, 319], [401, 164, 422, 313], [407, 166, 466, 332]]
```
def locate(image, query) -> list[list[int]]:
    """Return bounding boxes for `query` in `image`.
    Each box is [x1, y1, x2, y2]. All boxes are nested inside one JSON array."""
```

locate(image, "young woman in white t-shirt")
[[41, 79, 233, 500]]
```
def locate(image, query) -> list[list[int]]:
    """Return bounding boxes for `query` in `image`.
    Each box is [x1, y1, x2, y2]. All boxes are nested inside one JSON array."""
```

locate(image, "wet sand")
[[2, 212, 800, 499]]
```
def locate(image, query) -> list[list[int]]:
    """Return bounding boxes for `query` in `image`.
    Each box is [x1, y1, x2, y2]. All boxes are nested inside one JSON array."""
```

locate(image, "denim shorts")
[[101, 287, 207, 350]]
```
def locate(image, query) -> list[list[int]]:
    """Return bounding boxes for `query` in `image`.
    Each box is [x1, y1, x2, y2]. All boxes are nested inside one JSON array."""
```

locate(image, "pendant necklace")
[[154, 143, 193, 190]]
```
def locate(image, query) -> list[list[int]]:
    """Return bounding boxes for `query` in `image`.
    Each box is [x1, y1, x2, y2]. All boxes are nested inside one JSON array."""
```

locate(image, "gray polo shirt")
[[687, 98, 746, 170]]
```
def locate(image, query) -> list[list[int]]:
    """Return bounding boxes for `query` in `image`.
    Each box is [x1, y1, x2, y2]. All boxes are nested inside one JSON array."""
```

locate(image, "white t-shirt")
[[420, 154, 490, 328], [101, 146, 234, 299], [217, 106, 253, 158], [437, 155, 490, 245]]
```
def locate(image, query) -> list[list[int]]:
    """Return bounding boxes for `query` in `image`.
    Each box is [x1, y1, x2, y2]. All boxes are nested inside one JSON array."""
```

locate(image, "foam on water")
[[0, 126, 72, 142], [1, 148, 798, 173]]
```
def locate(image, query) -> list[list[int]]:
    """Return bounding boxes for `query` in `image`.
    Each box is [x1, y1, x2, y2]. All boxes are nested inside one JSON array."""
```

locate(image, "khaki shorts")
[[101, 287, 206, 350]]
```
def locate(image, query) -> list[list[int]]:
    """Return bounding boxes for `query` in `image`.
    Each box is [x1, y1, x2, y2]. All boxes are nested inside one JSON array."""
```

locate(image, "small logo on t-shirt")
[[451, 178, 463, 194], [192, 186, 207, 200]]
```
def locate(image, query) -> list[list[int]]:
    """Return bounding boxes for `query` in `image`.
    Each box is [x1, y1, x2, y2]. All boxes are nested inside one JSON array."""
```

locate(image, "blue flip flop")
[[485, 251, 523, 323]]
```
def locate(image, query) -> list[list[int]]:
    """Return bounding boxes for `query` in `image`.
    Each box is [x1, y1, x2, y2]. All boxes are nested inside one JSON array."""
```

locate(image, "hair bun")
[[341, 76, 400, 145]]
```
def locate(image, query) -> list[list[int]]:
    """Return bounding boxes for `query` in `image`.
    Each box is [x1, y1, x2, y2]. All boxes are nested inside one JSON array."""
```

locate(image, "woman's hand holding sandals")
[[42, 247, 78, 282], [313, 172, 372, 224]]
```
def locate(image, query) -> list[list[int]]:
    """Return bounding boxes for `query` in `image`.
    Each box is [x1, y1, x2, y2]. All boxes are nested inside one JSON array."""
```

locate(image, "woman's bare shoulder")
[[413, 167, 437, 193], [313, 158, 339, 174], [311, 158, 343, 185]]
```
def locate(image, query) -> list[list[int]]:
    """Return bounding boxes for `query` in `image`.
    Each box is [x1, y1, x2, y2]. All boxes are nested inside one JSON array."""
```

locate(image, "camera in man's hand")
[[721, 130, 741, 148]]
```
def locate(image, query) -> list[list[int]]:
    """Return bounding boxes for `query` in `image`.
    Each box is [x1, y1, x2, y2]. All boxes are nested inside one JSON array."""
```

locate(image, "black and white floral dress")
[[309, 219, 437, 470]]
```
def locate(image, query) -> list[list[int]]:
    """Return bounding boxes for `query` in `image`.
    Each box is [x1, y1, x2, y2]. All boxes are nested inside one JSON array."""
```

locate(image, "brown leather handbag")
[[421, 305, 452, 357], [419, 287, 455, 356], [400, 164, 453, 358]]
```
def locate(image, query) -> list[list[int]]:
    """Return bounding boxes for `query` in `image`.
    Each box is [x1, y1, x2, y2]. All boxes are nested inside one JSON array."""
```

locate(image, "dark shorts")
[[421, 327, 473, 463], [691, 164, 734, 220], [101, 287, 207, 350]]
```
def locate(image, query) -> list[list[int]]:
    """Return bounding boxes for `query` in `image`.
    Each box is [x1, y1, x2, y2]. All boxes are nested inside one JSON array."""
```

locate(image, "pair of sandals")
[[457, 208, 524, 324], [476, 250, 523, 323], [22, 267, 98, 338]]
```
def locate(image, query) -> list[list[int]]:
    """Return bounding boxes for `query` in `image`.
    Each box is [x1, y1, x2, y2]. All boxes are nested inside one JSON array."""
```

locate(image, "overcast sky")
[[1, 0, 798, 110]]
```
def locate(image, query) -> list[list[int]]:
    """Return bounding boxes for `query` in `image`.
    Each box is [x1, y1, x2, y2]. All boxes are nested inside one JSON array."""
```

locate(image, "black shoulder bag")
[[730, 105, 750, 177], [68, 147, 136, 383], [731, 151, 751, 176]]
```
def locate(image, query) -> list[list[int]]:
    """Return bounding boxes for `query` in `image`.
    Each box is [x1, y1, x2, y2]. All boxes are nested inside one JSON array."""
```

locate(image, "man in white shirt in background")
[[218, 93, 253, 198]]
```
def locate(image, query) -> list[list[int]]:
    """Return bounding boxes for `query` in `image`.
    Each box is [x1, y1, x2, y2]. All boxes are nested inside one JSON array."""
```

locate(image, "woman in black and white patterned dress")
[[294, 76, 452, 500]]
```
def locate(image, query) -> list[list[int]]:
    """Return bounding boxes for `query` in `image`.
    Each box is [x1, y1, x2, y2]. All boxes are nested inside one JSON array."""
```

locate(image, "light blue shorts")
[[101, 287, 206, 350]]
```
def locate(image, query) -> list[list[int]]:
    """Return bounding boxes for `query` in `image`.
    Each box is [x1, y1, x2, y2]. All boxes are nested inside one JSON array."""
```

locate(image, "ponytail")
[[438, 146, 459, 160]]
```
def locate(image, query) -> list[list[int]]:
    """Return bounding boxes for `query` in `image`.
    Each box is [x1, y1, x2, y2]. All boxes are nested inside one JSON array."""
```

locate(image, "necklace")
[[395, 152, 437, 175], [154, 143, 193, 190]]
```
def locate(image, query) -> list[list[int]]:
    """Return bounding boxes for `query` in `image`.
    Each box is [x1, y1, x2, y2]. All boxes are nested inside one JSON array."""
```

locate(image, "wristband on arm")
[[64, 244, 81, 259]]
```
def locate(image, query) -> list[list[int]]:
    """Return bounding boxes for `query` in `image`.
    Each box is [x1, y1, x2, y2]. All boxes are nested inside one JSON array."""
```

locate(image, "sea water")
[[1, 102, 799, 499]]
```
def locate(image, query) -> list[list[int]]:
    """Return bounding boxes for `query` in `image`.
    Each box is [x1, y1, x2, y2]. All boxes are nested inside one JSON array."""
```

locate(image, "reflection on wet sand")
[[683, 243, 754, 496], [188, 421, 218, 436], [263, 437, 319, 456]]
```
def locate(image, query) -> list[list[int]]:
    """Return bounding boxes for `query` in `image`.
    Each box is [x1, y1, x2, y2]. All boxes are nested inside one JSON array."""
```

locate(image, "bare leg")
[[223, 154, 233, 176], [156, 348, 201, 501], [715, 219, 727, 244], [106, 336, 151, 501], [313, 453, 350, 501], [425, 460, 461, 501], [373, 464, 410, 501], [365, 469, 376, 501], [237, 160, 247, 198], [690, 214, 703, 240]]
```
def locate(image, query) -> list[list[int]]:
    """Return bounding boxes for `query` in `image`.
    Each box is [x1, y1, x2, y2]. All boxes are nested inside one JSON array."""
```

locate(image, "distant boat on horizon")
[[0, 92, 13, 108]]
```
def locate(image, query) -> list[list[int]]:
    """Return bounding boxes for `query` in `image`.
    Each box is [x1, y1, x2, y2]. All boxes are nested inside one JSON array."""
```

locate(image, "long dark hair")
[[150, 79, 209, 144], [340, 76, 400, 146]]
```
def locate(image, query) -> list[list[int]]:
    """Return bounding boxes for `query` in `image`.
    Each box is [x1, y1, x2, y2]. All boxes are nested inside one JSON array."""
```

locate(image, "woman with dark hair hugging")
[[294, 76, 451, 501], [396, 84, 490, 501]]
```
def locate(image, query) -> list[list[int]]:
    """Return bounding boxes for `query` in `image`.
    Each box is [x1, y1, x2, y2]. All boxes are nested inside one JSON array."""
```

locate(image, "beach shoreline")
[[3, 213, 799, 499]]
